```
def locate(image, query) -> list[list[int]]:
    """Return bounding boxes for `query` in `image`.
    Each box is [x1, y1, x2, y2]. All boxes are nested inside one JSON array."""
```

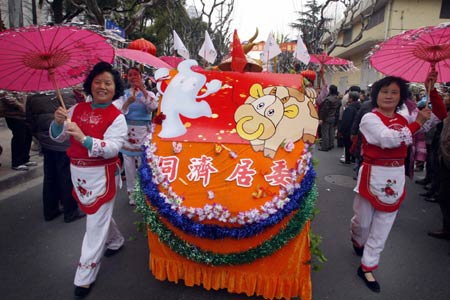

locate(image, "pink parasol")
[[159, 56, 184, 68], [309, 53, 355, 87], [0, 25, 114, 109], [115, 48, 172, 69], [309, 53, 352, 65], [369, 23, 450, 83]]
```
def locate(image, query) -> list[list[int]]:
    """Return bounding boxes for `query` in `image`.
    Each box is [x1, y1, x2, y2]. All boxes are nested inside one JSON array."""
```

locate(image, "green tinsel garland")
[[135, 182, 318, 266]]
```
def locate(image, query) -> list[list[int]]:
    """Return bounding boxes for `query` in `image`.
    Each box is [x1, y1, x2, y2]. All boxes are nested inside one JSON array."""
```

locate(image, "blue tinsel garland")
[[138, 153, 316, 240]]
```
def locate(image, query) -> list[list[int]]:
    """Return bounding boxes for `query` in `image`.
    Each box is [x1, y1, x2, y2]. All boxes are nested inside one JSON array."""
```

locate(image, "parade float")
[[135, 35, 320, 299]]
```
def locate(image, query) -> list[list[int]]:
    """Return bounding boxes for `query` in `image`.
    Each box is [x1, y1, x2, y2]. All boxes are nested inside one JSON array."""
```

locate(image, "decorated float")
[[135, 45, 320, 299]]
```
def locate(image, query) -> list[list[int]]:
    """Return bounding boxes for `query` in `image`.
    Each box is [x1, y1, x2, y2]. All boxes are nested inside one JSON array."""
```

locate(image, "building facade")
[[324, 0, 450, 93]]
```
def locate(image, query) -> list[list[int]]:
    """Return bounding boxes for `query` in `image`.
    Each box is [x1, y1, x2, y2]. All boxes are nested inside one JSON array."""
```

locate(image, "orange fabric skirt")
[[147, 221, 311, 300]]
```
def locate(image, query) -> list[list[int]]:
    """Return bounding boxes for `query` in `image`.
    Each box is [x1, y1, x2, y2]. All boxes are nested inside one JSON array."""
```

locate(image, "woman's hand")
[[65, 121, 86, 142], [54, 106, 69, 125], [415, 107, 432, 125]]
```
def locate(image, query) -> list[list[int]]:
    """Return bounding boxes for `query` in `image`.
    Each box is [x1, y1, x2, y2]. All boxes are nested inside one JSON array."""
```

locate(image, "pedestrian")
[[350, 70, 447, 293], [113, 66, 158, 206], [26, 90, 85, 223], [338, 91, 360, 164], [50, 61, 128, 299], [318, 84, 340, 151], [0, 91, 36, 171], [427, 92, 450, 240]]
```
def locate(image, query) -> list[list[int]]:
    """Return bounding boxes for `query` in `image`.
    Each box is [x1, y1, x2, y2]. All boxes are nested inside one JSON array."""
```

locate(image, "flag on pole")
[[198, 31, 217, 64], [173, 30, 190, 59], [294, 33, 310, 65], [230, 30, 247, 72], [261, 33, 281, 63]]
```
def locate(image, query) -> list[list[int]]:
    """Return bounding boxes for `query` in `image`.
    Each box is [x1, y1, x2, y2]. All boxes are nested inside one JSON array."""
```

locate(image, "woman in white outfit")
[[350, 70, 447, 293], [51, 62, 128, 299]]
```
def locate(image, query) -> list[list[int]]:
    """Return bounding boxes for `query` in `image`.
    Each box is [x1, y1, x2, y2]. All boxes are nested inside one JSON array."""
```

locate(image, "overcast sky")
[[189, 0, 342, 43]]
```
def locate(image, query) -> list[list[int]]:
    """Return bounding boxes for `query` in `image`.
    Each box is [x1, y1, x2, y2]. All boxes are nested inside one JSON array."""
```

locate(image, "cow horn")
[[269, 87, 277, 96], [236, 116, 264, 140]]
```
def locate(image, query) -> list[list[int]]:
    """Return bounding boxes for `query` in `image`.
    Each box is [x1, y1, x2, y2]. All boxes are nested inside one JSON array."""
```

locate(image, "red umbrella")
[[115, 48, 172, 69], [370, 23, 450, 83], [159, 56, 184, 68], [0, 25, 114, 109], [128, 38, 157, 56]]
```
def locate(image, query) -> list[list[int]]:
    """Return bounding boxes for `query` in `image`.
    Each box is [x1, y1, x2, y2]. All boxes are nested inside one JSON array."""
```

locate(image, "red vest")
[[359, 111, 409, 212], [361, 111, 409, 161], [67, 102, 121, 159]]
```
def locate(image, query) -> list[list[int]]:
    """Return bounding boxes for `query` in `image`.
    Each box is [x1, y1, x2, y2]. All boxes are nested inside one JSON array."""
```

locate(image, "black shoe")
[[357, 267, 380, 293], [427, 230, 450, 240], [104, 245, 124, 257], [74, 284, 92, 299], [424, 197, 438, 203], [64, 210, 86, 223], [353, 244, 364, 257], [423, 185, 432, 191], [420, 191, 435, 197], [44, 210, 62, 222], [415, 178, 430, 185]]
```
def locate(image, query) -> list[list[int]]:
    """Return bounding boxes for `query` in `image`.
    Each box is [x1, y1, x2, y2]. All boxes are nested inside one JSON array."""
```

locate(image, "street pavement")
[[0, 124, 449, 299]]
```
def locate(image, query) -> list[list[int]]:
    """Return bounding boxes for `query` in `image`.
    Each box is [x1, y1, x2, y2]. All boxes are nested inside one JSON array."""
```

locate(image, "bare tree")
[[323, 0, 377, 54], [196, 0, 234, 60], [291, 0, 377, 55]]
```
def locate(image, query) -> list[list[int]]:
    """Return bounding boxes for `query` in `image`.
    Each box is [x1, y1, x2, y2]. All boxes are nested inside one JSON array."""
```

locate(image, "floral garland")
[[135, 181, 317, 266], [141, 142, 313, 225], [138, 158, 316, 240]]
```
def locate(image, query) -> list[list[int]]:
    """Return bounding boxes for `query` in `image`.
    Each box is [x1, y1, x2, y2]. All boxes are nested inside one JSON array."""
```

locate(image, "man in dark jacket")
[[338, 92, 361, 163], [26, 90, 85, 223], [318, 84, 341, 151]]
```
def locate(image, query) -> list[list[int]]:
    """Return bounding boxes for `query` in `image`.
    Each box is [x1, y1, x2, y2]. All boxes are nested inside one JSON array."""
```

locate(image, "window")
[[343, 28, 352, 44], [367, 6, 385, 30], [440, 0, 450, 18]]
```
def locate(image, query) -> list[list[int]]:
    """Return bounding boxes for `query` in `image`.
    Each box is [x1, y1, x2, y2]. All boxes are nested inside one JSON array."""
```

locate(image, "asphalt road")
[[0, 146, 449, 300]]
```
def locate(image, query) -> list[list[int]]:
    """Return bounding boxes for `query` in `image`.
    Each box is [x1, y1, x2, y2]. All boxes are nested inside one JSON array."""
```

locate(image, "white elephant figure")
[[154, 59, 222, 138], [234, 83, 319, 159]]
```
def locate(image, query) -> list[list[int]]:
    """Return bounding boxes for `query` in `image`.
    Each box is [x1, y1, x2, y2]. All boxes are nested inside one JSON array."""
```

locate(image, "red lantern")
[[128, 38, 157, 56], [300, 70, 316, 83]]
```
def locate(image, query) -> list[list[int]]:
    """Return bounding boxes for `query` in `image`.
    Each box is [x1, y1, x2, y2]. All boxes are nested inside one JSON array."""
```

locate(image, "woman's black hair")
[[370, 76, 409, 110], [83, 61, 125, 101], [127, 66, 141, 74]]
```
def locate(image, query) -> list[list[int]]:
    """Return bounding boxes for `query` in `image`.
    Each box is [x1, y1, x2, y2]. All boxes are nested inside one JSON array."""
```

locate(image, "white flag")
[[294, 33, 310, 65], [198, 31, 217, 64], [261, 33, 282, 63], [173, 30, 190, 59]]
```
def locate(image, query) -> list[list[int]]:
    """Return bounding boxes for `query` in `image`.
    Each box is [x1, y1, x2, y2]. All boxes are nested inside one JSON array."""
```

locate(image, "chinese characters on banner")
[[159, 155, 292, 188]]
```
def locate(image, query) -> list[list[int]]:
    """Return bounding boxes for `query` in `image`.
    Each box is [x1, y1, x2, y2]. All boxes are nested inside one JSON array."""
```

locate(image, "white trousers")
[[74, 177, 124, 286], [123, 154, 140, 194], [350, 194, 398, 270]]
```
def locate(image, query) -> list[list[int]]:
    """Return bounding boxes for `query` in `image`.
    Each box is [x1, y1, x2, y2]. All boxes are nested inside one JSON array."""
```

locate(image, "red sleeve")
[[407, 121, 421, 134], [430, 89, 447, 120]]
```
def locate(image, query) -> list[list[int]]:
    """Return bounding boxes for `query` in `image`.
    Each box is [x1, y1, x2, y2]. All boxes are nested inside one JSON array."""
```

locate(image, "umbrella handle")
[[49, 69, 71, 123], [48, 69, 67, 110], [425, 63, 436, 108]]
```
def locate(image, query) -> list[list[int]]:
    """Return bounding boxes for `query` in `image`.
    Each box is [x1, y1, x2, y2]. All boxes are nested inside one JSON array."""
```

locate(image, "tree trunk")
[[8, 0, 24, 28]]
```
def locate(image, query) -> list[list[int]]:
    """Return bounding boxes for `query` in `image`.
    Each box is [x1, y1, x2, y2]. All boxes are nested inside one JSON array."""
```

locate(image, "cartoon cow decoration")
[[234, 83, 319, 159]]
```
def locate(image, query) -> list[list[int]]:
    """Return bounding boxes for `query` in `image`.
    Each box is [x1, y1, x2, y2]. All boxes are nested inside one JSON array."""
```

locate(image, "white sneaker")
[[128, 192, 136, 206], [25, 161, 38, 167], [12, 164, 29, 171]]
